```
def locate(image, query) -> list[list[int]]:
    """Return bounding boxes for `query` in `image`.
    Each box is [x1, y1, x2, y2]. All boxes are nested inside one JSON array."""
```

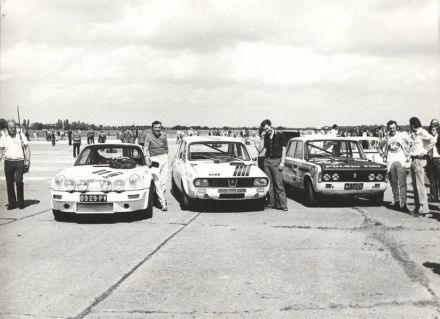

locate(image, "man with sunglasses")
[[256, 119, 287, 211]]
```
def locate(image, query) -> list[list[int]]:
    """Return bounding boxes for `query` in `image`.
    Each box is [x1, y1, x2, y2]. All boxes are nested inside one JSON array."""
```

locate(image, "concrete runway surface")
[[1, 140, 440, 318]]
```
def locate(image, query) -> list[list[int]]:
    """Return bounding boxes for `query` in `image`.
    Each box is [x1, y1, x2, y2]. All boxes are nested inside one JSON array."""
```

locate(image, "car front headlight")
[[53, 174, 65, 190], [100, 179, 112, 191], [194, 178, 209, 187], [113, 179, 125, 191], [332, 173, 339, 181], [76, 179, 88, 192], [128, 174, 142, 189], [254, 178, 268, 186], [323, 173, 331, 182], [376, 173, 384, 181], [368, 173, 376, 181], [64, 179, 76, 191]]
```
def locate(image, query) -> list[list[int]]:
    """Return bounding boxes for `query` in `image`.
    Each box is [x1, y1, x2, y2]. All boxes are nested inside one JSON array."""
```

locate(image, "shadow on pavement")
[[23, 199, 40, 208], [423, 262, 440, 276], [54, 210, 153, 224]]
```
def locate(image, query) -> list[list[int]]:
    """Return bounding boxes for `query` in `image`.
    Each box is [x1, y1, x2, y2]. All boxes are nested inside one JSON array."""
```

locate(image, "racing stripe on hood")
[[233, 165, 240, 176], [244, 165, 251, 176]]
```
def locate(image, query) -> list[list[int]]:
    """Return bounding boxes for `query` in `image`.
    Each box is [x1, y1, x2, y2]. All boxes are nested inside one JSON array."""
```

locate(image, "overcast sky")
[[1, 0, 439, 127]]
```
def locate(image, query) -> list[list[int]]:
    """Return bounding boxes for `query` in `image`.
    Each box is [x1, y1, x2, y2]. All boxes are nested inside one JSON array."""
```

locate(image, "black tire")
[[52, 209, 65, 221], [181, 183, 196, 211], [369, 192, 384, 206], [144, 182, 154, 218], [171, 176, 178, 196], [304, 179, 318, 207]]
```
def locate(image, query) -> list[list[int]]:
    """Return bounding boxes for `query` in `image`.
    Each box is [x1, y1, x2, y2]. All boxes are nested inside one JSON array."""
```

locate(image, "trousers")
[[428, 158, 440, 201], [264, 157, 287, 209], [151, 154, 168, 207], [389, 161, 407, 206], [4, 160, 25, 206], [411, 159, 429, 212], [73, 143, 81, 157]]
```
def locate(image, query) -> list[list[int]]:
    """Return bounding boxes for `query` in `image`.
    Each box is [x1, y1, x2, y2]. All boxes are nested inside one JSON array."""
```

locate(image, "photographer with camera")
[[0, 120, 31, 210]]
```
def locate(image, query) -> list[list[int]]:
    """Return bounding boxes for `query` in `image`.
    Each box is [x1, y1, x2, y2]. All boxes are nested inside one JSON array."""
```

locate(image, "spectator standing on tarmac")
[[67, 129, 72, 145], [51, 130, 56, 146], [256, 119, 288, 211], [0, 120, 31, 210], [97, 131, 106, 143], [144, 121, 169, 212], [72, 129, 82, 157], [427, 119, 440, 202], [379, 120, 411, 213], [408, 117, 436, 216], [138, 129, 147, 147]]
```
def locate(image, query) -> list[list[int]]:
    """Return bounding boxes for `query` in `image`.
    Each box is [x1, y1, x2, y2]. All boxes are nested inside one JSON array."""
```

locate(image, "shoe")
[[18, 204, 25, 209], [7, 204, 18, 210], [281, 208, 288, 211], [400, 205, 410, 214], [390, 202, 400, 210], [161, 206, 168, 212]]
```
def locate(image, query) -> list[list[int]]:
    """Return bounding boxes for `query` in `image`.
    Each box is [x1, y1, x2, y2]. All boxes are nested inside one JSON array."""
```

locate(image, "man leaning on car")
[[256, 119, 288, 211], [144, 120, 169, 212]]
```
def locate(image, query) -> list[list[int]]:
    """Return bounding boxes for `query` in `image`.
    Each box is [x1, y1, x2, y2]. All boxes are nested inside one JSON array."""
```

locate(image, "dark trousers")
[[68, 136, 72, 145], [4, 160, 24, 206], [264, 157, 287, 209], [73, 143, 81, 157], [428, 158, 440, 201]]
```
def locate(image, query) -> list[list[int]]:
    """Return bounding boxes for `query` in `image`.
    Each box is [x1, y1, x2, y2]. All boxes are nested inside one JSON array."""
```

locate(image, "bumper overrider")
[[51, 188, 150, 214]]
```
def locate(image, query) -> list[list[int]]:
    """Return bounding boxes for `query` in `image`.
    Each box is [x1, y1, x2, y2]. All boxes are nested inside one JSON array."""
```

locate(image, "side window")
[[294, 141, 303, 159], [286, 141, 297, 158]]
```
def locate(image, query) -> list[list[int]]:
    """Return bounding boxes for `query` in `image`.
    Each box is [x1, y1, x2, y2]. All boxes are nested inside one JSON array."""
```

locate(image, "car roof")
[[346, 136, 380, 141], [288, 136, 362, 142], [83, 143, 142, 149], [182, 136, 244, 143]]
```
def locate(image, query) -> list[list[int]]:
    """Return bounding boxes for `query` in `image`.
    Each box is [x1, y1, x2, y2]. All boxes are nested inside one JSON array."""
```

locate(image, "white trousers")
[[150, 154, 168, 207]]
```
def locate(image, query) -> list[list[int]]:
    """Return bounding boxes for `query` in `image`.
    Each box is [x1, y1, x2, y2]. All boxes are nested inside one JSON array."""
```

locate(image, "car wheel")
[[144, 182, 154, 218], [171, 176, 178, 196], [52, 209, 65, 221], [304, 179, 318, 207], [369, 192, 384, 206], [181, 183, 196, 211]]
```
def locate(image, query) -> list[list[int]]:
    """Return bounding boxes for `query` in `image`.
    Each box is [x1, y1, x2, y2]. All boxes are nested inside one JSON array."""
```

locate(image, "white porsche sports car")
[[51, 144, 154, 220], [171, 136, 270, 210]]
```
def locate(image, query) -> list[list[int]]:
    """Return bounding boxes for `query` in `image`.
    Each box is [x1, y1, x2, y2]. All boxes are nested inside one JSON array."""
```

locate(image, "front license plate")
[[80, 194, 107, 203], [344, 183, 363, 190]]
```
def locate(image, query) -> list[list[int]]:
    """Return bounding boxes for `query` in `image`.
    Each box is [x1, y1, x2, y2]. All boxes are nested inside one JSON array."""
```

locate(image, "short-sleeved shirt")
[[145, 132, 168, 157], [72, 131, 82, 143], [0, 133, 28, 160], [264, 131, 287, 159]]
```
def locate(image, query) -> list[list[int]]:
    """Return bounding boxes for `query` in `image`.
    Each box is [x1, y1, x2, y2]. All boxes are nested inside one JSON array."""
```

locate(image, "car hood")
[[189, 161, 266, 178], [56, 165, 150, 182], [308, 158, 387, 171]]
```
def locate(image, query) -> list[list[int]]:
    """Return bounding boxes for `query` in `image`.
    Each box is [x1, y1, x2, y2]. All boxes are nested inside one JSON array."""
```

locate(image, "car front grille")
[[77, 203, 114, 213], [208, 178, 255, 187], [322, 171, 386, 182]]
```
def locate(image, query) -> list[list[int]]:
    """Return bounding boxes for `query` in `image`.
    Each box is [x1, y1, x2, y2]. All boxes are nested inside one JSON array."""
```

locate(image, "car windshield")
[[75, 145, 145, 166], [306, 140, 366, 160], [188, 142, 250, 162]]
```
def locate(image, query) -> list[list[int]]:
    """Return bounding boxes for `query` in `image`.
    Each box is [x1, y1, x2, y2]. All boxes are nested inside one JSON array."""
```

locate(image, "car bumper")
[[51, 188, 149, 214], [315, 182, 387, 196], [188, 187, 268, 200]]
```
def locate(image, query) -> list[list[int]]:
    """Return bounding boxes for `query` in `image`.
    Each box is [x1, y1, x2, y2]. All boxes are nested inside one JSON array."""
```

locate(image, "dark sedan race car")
[[282, 136, 388, 206]]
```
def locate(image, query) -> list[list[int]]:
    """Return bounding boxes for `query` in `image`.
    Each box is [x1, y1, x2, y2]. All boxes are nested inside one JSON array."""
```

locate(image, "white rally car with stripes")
[[171, 136, 270, 210], [51, 144, 154, 220]]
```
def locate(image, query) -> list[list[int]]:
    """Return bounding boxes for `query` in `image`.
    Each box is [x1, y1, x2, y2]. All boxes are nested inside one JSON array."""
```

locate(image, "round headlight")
[[76, 179, 88, 192], [128, 174, 141, 189], [323, 173, 331, 182], [332, 173, 339, 181], [368, 173, 376, 181], [100, 179, 112, 191], [376, 173, 384, 181], [64, 179, 75, 191], [254, 178, 268, 186], [54, 175, 65, 189], [194, 178, 209, 187], [113, 179, 125, 191]]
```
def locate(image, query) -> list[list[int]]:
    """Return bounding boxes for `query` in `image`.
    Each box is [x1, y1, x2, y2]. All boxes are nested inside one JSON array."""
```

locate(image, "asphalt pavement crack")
[[71, 212, 201, 319]]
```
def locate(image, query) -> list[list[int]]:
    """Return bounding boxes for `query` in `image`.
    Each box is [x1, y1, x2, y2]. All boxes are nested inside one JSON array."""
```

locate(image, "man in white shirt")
[[0, 120, 31, 210], [409, 117, 436, 216], [380, 120, 411, 212]]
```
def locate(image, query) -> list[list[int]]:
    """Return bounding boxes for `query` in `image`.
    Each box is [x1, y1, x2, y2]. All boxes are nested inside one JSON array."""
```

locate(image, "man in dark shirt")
[[257, 119, 287, 211]]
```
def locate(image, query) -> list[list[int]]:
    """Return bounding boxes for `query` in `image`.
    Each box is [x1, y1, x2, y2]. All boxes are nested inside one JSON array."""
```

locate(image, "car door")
[[172, 142, 187, 189], [292, 141, 304, 188], [283, 140, 297, 186]]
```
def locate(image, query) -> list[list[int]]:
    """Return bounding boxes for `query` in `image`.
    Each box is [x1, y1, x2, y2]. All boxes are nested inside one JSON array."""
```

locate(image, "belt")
[[266, 156, 281, 159], [411, 155, 428, 160]]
